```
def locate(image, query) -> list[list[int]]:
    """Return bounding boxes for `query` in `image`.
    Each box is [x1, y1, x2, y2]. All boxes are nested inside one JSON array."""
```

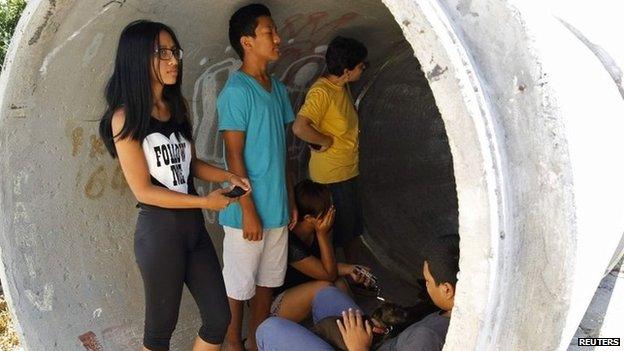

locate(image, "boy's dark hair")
[[295, 179, 332, 219], [424, 234, 460, 288], [325, 36, 368, 76], [228, 3, 272, 59]]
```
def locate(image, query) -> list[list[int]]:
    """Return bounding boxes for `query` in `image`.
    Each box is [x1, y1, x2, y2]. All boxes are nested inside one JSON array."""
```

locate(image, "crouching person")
[[271, 179, 372, 323]]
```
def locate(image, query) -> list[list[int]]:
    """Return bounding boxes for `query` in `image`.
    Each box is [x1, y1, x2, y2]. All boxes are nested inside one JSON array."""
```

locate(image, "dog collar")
[[371, 322, 392, 336]]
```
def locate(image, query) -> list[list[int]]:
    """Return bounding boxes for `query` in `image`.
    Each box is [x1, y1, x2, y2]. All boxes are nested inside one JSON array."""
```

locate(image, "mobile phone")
[[355, 266, 379, 285], [309, 143, 322, 150], [224, 186, 247, 198]]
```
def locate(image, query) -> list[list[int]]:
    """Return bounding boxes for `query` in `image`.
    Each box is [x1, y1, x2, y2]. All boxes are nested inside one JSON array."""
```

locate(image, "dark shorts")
[[327, 176, 364, 247]]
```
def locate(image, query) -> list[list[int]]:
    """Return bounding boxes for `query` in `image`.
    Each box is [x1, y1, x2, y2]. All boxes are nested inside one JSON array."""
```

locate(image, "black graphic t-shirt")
[[141, 117, 196, 197], [274, 231, 321, 296]]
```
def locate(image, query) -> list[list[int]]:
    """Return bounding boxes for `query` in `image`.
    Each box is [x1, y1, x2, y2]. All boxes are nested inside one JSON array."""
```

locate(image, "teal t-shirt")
[[217, 71, 295, 229]]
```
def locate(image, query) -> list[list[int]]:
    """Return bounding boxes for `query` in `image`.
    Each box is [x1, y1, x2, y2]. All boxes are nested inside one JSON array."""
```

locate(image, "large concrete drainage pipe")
[[1, 0, 623, 350]]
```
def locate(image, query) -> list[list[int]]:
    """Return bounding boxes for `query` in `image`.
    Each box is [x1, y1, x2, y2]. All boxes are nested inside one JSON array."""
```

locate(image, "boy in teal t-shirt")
[[218, 71, 294, 229], [217, 4, 296, 351]]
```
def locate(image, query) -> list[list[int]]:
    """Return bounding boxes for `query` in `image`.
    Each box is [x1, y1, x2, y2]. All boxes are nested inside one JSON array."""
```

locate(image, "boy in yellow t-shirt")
[[292, 36, 368, 263]]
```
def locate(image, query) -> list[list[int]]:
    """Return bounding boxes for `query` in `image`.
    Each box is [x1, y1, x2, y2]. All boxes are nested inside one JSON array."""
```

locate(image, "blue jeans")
[[256, 286, 360, 350]]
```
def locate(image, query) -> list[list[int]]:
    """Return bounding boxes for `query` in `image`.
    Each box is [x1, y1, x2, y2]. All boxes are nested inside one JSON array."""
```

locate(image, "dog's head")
[[371, 302, 409, 329]]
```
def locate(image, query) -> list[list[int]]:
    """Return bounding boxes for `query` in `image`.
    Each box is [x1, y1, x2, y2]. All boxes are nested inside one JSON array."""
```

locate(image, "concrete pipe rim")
[[381, 0, 508, 349]]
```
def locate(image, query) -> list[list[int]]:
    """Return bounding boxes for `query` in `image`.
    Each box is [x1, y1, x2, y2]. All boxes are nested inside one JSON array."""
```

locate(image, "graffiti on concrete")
[[279, 53, 326, 178], [275, 10, 359, 88], [78, 323, 141, 351], [24, 283, 54, 312], [72, 127, 85, 156], [89, 135, 107, 158], [275, 11, 360, 177], [84, 166, 107, 199], [102, 323, 142, 350], [278, 11, 359, 64], [102, 0, 126, 9], [11, 166, 57, 311], [78, 331, 103, 351], [191, 58, 241, 166], [83, 165, 126, 200], [69, 126, 128, 200], [40, 5, 119, 75], [92, 308, 103, 319], [189, 11, 360, 213], [191, 58, 242, 223]]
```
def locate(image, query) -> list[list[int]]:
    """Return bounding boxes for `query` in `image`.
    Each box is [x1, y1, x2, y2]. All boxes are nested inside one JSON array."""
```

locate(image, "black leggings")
[[134, 206, 230, 350]]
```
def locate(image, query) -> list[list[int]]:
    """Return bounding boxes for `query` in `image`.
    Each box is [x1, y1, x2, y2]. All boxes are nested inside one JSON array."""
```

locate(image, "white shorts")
[[222, 225, 288, 300]]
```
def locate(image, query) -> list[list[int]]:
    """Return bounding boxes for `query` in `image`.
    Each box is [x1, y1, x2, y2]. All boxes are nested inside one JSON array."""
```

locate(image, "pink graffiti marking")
[[78, 331, 103, 351], [278, 12, 360, 63], [102, 323, 141, 350]]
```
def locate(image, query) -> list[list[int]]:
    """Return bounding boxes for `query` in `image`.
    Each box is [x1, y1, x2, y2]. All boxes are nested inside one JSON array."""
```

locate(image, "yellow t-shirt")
[[298, 77, 359, 184]]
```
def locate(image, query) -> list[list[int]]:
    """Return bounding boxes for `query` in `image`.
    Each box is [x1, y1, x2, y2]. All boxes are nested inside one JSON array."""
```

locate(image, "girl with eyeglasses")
[[99, 20, 250, 351]]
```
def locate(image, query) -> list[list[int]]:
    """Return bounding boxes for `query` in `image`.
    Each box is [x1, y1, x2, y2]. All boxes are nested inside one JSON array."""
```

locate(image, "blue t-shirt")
[[217, 71, 295, 229]]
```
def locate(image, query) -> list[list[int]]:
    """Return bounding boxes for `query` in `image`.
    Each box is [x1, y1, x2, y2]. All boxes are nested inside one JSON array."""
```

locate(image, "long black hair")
[[99, 20, 192, 157]]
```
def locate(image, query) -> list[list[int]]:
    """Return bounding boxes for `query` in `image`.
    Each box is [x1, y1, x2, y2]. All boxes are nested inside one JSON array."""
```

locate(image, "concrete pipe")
[[1, 0, 623, 350]]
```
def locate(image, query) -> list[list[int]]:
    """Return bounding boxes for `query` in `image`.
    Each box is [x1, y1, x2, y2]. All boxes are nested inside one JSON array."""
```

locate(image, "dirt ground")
[[0, 296, 19, 351]]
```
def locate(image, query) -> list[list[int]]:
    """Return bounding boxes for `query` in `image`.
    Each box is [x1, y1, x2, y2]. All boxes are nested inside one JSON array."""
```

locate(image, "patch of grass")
[[0, 295, 19, 351], [0, 0, 27, 70]]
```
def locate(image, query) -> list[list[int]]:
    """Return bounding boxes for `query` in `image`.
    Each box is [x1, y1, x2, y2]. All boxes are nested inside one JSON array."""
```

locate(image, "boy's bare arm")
[[286, 142, 298, 229], [222, 130, 263, 241], [292, 115, 333, 151]]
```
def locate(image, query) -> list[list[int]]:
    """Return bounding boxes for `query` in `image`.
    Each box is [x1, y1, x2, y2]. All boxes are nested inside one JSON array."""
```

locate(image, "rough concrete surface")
[[0, 0, 623, 350]]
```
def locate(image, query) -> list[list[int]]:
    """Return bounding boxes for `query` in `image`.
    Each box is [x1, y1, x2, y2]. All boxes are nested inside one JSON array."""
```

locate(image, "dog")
[[311, 301, 437, 350]]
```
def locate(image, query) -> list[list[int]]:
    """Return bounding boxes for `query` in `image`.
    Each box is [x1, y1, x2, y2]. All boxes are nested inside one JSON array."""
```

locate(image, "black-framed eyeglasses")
[[154, 47, 183, 61]]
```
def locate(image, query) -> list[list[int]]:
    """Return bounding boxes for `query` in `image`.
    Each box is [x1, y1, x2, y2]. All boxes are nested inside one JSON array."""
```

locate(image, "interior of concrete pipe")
[[357, 45, 458, 286], [0, 1, 465, 350], [5, 0, 624, 350]]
